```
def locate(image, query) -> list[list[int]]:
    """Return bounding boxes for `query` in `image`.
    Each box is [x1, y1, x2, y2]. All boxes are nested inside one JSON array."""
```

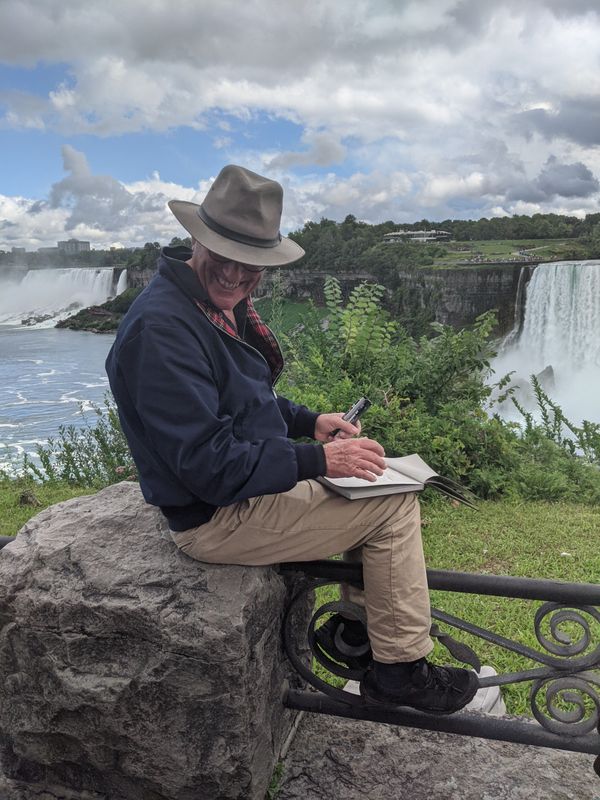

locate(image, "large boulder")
[[0, 482, 308, 800]]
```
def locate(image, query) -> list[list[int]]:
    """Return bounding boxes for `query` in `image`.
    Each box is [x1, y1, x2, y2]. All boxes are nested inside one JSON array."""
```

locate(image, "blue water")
[[0, 326, 115, 471]]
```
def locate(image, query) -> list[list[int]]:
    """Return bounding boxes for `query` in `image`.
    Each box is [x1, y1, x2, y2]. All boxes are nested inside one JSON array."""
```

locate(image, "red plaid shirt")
[[195, 296, 284, 384]]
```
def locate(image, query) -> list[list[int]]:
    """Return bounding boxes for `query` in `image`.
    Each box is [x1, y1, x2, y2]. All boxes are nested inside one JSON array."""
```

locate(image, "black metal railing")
[[279, 560, 600, 778]]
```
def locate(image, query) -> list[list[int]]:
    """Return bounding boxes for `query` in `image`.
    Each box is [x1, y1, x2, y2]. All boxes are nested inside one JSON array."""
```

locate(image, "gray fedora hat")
[[168, 165, 305, 267]]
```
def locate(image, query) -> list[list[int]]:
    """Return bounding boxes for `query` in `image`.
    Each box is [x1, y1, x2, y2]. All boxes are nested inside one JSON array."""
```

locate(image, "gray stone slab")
[[279, 712, 599, 800]]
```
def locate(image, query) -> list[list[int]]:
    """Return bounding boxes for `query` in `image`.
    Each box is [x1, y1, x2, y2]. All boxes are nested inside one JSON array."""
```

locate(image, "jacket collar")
[[158, 247, 283, 383]]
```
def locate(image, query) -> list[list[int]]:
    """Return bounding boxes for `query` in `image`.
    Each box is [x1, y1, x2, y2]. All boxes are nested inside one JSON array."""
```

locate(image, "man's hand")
[[314, 412, 361, 442], [323, 437, 386, 482]]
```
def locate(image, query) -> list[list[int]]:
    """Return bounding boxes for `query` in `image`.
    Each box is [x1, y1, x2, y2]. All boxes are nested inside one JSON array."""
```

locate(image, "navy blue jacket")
[[105, 247, 326, 531]]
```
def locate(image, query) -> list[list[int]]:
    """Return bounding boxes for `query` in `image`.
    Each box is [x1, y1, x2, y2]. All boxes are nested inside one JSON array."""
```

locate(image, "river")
[[0, 325, 114, 472]]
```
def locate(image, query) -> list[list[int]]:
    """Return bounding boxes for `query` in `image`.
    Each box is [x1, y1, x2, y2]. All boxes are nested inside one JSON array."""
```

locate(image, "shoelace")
[[419, 663, 462, 694]]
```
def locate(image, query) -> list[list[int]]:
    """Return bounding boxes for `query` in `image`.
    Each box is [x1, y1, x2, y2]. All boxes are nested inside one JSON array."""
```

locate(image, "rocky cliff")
[[255, 263, 533, 336], [408, 263, 532, 335], [98, 262, 535, 336]]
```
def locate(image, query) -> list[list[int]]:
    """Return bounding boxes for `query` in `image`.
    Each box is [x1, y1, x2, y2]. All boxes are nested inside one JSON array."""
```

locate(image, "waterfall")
[[499, 264, 535, 352], [517, 261, 600, 370], [493, 260, 600, 424], [115, 269, 128, 295], [0, 267, 120, 327]]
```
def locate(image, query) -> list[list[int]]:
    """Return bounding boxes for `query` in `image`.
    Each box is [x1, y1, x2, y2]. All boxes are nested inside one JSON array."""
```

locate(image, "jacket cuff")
[[292, 407, 320, 439], [294, 443, 327, 480]]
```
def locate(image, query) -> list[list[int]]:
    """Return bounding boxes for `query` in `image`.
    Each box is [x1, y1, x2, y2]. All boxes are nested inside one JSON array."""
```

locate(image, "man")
[[106, 165, 478, 714]]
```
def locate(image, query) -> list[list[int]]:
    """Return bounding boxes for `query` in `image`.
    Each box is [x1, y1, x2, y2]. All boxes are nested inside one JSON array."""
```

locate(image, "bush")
[[102, 287, 142, 313], [24, 398, 136, 488], [275, 277, 600, 503]]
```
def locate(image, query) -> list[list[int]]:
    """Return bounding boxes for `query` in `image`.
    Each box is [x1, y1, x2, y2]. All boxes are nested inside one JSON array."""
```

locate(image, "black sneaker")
[[314, 614, 371, 671], [360, 658, 479, 715]]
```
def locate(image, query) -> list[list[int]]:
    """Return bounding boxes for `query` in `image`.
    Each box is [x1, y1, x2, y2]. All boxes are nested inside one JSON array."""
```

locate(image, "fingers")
[[330, 423, 360, 440], [314, 412, 360, 442], [355, 437, 385, 456], [334, 418, 362, 439], [323, 437, 387, 480]]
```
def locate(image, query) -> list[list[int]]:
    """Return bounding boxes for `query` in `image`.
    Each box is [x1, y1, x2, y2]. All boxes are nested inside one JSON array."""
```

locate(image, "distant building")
[[38, 246, 59, 254], [11, 246, 26, 255], [58, 239, 91, 254], [383, 229, 452, 244]]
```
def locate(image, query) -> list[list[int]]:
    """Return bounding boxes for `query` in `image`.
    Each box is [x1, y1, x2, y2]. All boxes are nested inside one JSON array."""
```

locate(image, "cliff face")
[[127, 267, 157, 289], [257, 263, 531, 336], [412, 264, 529, 335], [128, 262, 532, 335]]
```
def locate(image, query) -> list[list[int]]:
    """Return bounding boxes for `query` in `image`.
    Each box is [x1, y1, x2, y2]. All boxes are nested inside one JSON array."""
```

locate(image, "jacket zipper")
[[197, 304, 285, 386]]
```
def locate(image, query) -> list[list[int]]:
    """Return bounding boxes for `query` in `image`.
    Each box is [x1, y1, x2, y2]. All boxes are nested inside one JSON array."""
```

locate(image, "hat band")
[[197, 206, 282, 249]]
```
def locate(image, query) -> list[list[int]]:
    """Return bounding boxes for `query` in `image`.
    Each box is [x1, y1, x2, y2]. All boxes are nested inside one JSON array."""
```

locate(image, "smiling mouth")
[[215, 275, 241, 290]]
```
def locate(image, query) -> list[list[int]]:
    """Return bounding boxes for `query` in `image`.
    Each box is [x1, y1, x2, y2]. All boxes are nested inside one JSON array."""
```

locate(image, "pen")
[[330, 397, 371, 437]]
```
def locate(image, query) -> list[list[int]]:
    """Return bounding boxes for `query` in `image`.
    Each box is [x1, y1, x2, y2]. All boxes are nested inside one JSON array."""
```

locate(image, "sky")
[[2, 0, 600, 250]]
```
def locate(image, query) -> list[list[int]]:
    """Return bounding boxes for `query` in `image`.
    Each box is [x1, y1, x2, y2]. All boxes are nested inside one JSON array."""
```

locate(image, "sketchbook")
[[318, 453, 477, 509]]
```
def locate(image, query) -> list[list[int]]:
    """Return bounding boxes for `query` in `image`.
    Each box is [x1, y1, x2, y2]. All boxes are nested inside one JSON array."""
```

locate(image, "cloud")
[[267, 132, 347, 169], [1, 0, 598, 140], [513, 99, 600, 146], [0, 146, 203, 249], [3, 1, 600, 242], [535, 156, 599, 197]]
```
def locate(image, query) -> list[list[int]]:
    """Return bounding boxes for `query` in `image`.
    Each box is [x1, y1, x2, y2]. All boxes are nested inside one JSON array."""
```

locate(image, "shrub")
[[24, 398, 136, 488], [275, 278, 600, 503]]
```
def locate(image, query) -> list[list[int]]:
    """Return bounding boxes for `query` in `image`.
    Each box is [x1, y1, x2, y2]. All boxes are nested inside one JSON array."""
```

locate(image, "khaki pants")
[[170, 480, 433, 663]]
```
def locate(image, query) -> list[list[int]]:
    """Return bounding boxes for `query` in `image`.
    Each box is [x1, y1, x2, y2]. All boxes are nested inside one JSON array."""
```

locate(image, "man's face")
[[188, 243, 264, 311]]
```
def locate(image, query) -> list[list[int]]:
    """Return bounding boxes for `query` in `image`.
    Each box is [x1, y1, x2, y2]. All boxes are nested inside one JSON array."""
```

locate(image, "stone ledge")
[[279, 712, 598, 800]]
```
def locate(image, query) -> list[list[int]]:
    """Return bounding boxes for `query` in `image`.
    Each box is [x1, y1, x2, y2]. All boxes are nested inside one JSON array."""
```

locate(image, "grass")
[[254, 296, 326, 332], [431, 238, 577, 268], [314, 495, 600, 716], [0, 476, 94, 537]]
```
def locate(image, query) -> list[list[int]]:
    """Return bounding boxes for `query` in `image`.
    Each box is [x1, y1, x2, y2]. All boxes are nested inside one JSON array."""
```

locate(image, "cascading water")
[[518, 261, 600, 370], [115, 269, 128, 295], [492, 260, 600, 424], [0, 267, 126, 327]]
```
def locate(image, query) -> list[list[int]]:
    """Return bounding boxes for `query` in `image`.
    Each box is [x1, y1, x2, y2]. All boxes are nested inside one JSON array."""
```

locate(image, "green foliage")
[[513, 376, 600, 464], [23, 398, 136, 488], [101, 287, 142, 313], [265, 762, 284, 799], [57, 287, 142, 332], [277, 279, 600, 503], [20, 279, 600, 508]]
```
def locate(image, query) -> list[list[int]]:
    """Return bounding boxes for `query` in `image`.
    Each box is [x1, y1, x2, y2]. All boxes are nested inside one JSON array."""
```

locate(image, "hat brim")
[[168, 200, 305, 267]]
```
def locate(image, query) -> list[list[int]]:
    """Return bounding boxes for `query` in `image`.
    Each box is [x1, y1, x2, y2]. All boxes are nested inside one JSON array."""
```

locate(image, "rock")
[[18, 490, 40, 507], [0, 482, 308, 800], [279, 713, 600, 800], [536, 364, 555, 390], [20, 313, 55, 326]]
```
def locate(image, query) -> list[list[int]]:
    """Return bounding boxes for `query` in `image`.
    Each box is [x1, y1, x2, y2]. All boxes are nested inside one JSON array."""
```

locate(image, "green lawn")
[[432, 238, 578, 268], [254, 296, 326, 332]]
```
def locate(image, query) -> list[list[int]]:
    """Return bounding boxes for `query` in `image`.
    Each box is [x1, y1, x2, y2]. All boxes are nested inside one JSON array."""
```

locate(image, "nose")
[[221, 261, 246, 279]]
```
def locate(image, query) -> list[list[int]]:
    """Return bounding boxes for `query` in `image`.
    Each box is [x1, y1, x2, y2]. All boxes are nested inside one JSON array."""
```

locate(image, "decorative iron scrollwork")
[[534, 603, 600, 663], [531, 674, 600, 737], [280, 559, 600, 775]]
